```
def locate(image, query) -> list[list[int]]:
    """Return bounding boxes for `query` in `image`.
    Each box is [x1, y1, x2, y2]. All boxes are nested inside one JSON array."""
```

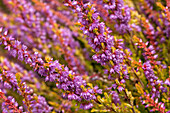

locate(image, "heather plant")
[[0, 0, 169, 113]]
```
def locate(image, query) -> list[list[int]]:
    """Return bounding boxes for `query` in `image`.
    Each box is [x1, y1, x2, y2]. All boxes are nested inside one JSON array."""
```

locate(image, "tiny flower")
[[118, 86, 124, 92]]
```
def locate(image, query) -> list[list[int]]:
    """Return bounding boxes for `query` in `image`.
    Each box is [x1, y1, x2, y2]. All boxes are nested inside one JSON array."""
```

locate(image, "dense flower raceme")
[[142, 61, 167, 98], [64, 0, 128, 80], [0, 27, 103, 110], [140, 63, 168, 113], [65, 1, 136, 108]]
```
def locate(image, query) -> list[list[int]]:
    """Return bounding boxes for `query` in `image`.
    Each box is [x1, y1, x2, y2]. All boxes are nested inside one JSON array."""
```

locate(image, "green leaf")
[[15, 73, 21, 84], [135, 84, 144, 95]]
